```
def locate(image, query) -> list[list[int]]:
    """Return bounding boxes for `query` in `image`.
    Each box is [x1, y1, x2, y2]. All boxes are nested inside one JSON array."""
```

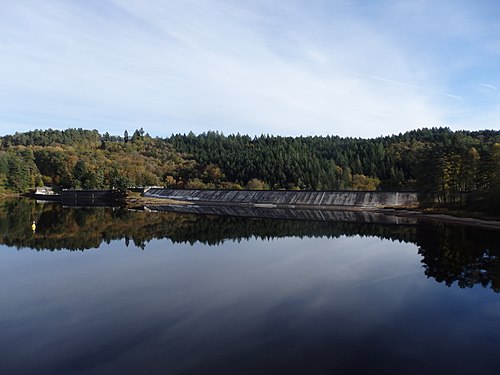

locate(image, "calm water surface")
[[0, 199, 499, 374]]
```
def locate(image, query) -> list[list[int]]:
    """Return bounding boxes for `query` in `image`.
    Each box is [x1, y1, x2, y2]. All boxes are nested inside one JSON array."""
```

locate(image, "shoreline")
[[377, 208, 500, 231], [127, 194, 500, 231]]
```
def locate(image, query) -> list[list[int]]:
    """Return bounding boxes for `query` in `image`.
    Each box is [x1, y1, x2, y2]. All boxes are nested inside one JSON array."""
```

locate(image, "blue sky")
[[1, 0, 499, 138]]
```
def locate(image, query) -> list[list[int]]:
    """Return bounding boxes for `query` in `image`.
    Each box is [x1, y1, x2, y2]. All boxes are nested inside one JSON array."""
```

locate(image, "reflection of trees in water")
[[1, 199, 499, 292], [416, 222, 500, 292], [0, 199, 417, 250]]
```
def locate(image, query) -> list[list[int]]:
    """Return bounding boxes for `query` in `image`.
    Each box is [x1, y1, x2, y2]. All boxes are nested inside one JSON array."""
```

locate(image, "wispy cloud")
[[443, 93, 463, 101], [0, 0, 499, 137], [369, 75, 422, 89], [480, 83, 497, 91]]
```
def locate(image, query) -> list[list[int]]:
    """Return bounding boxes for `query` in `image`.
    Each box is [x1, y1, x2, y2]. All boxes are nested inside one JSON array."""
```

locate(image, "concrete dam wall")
[[144, 189, 419, 208]]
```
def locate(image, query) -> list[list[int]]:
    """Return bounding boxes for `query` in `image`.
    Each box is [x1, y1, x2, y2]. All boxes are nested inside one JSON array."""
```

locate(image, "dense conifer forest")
[[0, 127, 498, 212]]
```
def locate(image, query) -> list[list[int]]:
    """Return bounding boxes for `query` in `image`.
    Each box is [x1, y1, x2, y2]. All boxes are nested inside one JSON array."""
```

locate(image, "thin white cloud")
[[369, 75, 422, 89], [480, 83, 497, 91], [442, 94, 463, 100]]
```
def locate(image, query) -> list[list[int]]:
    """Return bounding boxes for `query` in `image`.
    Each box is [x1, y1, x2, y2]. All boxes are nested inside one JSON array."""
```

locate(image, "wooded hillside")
[[0, 127, 498, 212]]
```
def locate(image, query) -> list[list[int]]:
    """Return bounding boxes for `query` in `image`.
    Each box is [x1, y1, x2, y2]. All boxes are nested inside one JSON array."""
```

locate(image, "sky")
[[1, 0, 499, 138]]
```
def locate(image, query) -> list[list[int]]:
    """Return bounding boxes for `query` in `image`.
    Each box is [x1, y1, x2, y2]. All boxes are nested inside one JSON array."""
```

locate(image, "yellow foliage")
[[351, 174, 380, 191]]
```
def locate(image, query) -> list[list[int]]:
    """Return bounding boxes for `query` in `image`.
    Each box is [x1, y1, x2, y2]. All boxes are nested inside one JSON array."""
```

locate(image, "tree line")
[[0, 127, 498, 212]]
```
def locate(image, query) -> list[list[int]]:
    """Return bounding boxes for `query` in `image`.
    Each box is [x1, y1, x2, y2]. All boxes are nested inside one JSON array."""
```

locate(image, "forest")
[[0, 127, 498, 212]]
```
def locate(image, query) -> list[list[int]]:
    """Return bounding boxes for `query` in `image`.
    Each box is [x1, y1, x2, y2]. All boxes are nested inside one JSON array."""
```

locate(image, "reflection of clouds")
[[369, 270, 422, 283], [1, 234, 498, 373], [136, 236, 425, 338]]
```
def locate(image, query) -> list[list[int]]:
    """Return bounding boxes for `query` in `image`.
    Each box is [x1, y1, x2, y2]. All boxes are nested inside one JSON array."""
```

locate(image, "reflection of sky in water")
[[0, 236, 499, 374]]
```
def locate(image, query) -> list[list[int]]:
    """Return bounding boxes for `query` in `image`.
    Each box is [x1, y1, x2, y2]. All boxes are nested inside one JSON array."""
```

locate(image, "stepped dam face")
[[144, 189, 419, 208]]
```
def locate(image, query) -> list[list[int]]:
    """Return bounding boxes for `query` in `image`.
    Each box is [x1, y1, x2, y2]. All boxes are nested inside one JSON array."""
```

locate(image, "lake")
[[0, 199, 499, 374]]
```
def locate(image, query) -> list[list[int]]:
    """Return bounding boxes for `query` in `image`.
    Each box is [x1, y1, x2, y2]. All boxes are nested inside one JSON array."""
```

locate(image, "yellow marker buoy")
[[31, 221, 36, 233]]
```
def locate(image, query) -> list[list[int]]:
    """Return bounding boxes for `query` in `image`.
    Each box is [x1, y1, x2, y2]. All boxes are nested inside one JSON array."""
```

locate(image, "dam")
[[144, 188, 419, 208]]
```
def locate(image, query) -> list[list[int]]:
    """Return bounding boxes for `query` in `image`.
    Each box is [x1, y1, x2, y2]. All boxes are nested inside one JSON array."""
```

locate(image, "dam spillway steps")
[[144, 189, 419, 208]]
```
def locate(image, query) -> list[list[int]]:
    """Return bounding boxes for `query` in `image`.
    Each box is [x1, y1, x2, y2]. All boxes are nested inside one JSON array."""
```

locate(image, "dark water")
[[0, 199, 499, 374]]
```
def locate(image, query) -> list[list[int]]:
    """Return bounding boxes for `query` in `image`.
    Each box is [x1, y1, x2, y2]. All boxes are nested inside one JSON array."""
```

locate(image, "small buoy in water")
[[31, 221, 36, 233]]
